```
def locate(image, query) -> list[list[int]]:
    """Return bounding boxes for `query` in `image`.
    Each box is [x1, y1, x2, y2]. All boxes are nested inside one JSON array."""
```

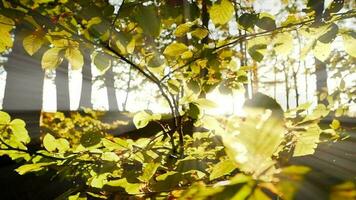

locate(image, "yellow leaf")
[[293, 124, 321, 157], [0, 15, 14, 32], [273, 32, 293, 55], [116, 40, 127, 55], [51, 39, 70, 48], [342, 33, 356, 57], [41, 47, 63, 69], [163, 42, 188, 57], [174, 22, 192, 37], [330, 119, 340, 130], [65, 47, 84, 70], [126, 38, 136, 54], [43, 134, 57, 152], [313, 41, 331, 61], [191, 28, 209, 40], [181, 50, 193, 59], [0, 31, 13, 53], [0, 15, 14, 53], [23, 34, 44, 56], [209, 0, 234, 25]]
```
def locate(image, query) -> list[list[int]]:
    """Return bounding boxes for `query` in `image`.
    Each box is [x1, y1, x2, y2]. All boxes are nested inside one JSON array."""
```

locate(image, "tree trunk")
[[315, 58, 328, 104], [105, 68, 119, 111], [2, 26, 44, 137], [56, 60, 70, 111], [79, 54, 92, 109]]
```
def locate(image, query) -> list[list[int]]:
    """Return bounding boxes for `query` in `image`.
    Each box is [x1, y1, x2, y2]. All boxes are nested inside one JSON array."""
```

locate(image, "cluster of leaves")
[[0, 0, 355, 199], [0, 99, 347, 199], [41, 109, 127, 145]]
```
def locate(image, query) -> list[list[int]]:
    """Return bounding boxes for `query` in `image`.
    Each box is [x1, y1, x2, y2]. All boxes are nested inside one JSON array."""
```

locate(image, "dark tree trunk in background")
[[3, 26, 44, 138], [79, 54, 92, 109], [315, 58, 328, 105], [56, 60, 70, 111], [105, 68, 119, 111]]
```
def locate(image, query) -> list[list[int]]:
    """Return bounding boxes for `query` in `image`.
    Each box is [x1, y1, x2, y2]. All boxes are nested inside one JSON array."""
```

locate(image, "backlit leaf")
[[256, 13, 276, 31], [133, 111, 152, 129], [139, 162, 160, 182], [313, 40, 331, 61], [43, 134, 57, 152], [273, 32, 293, 55], [210, 159, 236, 180], [191, 28, 209, 40], [342, 32, 356, 57], [10, 119, 30, 144], [41, 47, 63, 69], [15, 162, 55, 175], [293, 124, 321, 157], [0, 111, 11, 124], [209, 0, 234, 25], [23, 34, 44, 56], [65, 47, 84, 70], [163, 42, 188, 57]]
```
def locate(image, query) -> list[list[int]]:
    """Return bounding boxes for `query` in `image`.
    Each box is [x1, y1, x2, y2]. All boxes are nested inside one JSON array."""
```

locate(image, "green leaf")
[[41, 47, 63, 69], [210, 159, 236, 180], [330, 119, 340, 130], [0, 15, 14, 53], [93, 51, 111, 72], [318, 23, 338, 43], [313, 40, 331, 61], [187, 103, 201, 120], [0, 111, 11, 125], [15, 162, 55, 175], [232, 184, 253, 200], [43, 134, 57, 152], [56, 138, 70, 152], [65, 47, 84, 70], [273, 32, 293, 55], [256, 13, 276, 31], [224, 110, 285, 180], [248, 44, 267, 62], [174, 22, 193, 37], [68, 192, 87, 200], [168, 79, 180, 94], [342, 31, 356, 57], [0, 150, 31, 161], [293, 124, 321, 157], [80, 132, 102, 147], [191, 28, 209, 40], [23, 34, 45, 56], [139, 162, 160, 182], [163, 42, 188, 57], [10, 119, 30, 144], [133, 111, 152, 129], [106, 178, 141, 194], [194, 98, 217, 109], [238, 13, 257, 31], [133, 5, 161, 37], [209, 0, 234, 25], [101, 152, 120, 162]]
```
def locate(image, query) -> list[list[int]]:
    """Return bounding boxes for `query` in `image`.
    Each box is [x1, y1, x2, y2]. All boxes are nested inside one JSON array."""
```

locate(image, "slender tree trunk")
[[283, 63, 290, 110], [315, 58, 328, 105], [56, 60, 70, 111], [3, 26, 44, 137], [304, 61, 309, 102], [105, 68, 119, 111], [199, 0, 209, 98], [292, 68, 299, 107], [79, 53, 92, 109], [233, 1, 249, 99], [122, 66, 132, 111]]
